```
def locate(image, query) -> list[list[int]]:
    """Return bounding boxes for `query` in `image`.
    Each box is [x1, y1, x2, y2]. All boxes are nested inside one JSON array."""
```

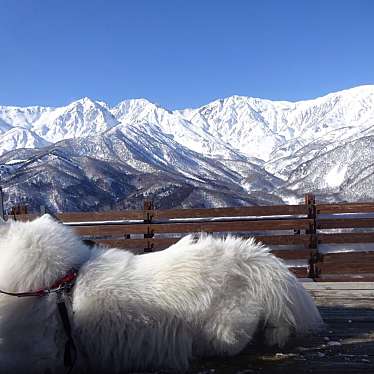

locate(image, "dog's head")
[[0, 214, 91, 292]]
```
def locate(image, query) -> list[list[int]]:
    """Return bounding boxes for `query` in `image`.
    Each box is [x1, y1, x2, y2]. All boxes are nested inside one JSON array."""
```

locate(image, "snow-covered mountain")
[[0, 98, 118, 148], [0, 85, 373, 212]]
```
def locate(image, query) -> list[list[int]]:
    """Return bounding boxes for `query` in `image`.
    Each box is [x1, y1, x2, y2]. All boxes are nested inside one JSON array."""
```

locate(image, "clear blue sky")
[[1, 0, 374, 109]]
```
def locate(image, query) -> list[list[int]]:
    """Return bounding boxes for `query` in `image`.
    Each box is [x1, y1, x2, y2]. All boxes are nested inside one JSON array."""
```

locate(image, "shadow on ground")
[[186, 306, 374, 374]]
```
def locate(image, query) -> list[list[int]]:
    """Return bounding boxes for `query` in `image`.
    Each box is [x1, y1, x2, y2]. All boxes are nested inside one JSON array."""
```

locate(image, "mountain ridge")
[[0, 85, 373, 212]]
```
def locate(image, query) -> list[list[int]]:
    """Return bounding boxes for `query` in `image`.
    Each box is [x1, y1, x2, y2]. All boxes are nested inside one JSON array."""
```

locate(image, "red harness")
[[0, 269, 78, 297]]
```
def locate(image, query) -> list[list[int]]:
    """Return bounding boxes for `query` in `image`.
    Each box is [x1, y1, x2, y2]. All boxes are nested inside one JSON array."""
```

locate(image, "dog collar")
[[0, 268, 78, 298]]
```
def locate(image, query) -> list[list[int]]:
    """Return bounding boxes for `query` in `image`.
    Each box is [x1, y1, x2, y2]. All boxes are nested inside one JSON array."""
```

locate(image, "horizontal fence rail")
[[7, 194, 374, 282]]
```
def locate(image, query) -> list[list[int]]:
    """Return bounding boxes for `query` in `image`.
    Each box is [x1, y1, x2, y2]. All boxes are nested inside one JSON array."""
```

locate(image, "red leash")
[[0, 268, 79, 372], [0, 269, 78, 297]]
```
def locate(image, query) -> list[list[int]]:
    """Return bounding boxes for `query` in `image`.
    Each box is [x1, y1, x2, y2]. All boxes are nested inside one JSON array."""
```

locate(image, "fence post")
[[143, 200, 154, 253], [304, 193, 321, 279], [0, 187, 4, 221]]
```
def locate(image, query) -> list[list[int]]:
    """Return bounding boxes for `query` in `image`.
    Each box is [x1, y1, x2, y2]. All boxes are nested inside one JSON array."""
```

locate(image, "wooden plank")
[[73, 219, 311, 236], [308, 289, 374, 298], [313, 298, 374, 308], [9, 214, 312, 233], [318, 233, 374, 244], [73, 224, 149, 236], [317, 218, 374, 229], [6, 213, 39, 222], [303, 282, 374, 290], [149, 219, 313, 234], [289, 267, 308, 278], [151, 205, 308, 219], [315, 298, 374, 307], [58, 210, 145, 221], [317, 202, 374, 214], [322, 252, 374, 264], [316, 273, 374, 281], [252, 234, 310, 245], [9, 211, 145, 222], [12, 205, 308, 222], [148, 237, 179, 250], [94, 238, 149, 250], [271, 248, 313, 260], [317, 261, 374, 274]]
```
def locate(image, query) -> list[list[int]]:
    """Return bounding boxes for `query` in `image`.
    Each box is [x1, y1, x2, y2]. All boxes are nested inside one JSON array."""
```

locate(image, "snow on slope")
[[0, 128, 50, 156], [0, 98, 118, 144], [1, 85, 373, 166], [284, 136, 374, 201], [0, 85, 374, 208], [178, 95, 288, 161], [0, 105, 51, 128], [31, 97, 119, 142], [112, 98, 247, 160], [180, 85, 374, 164]]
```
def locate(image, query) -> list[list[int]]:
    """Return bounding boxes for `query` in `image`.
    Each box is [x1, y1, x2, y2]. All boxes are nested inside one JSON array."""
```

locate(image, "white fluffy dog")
[[0, 215, 323, 373]]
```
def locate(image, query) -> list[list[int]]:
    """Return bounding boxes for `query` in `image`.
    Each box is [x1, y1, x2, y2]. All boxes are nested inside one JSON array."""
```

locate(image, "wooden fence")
[[8, 194, 374, 282]]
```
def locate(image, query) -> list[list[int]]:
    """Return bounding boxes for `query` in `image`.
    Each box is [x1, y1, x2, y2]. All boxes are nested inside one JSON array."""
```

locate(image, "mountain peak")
[[69, 96, 100, 108], [0, 84, 374, 162], [1, 85, 374, 211]]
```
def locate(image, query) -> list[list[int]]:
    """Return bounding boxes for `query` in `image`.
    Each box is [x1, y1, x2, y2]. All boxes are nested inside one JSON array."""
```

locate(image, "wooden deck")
[[188, 282, 374, 374]]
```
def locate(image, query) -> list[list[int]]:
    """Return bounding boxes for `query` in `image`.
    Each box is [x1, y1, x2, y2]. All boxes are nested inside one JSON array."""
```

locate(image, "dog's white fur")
[[0, 215, 323, 373]]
